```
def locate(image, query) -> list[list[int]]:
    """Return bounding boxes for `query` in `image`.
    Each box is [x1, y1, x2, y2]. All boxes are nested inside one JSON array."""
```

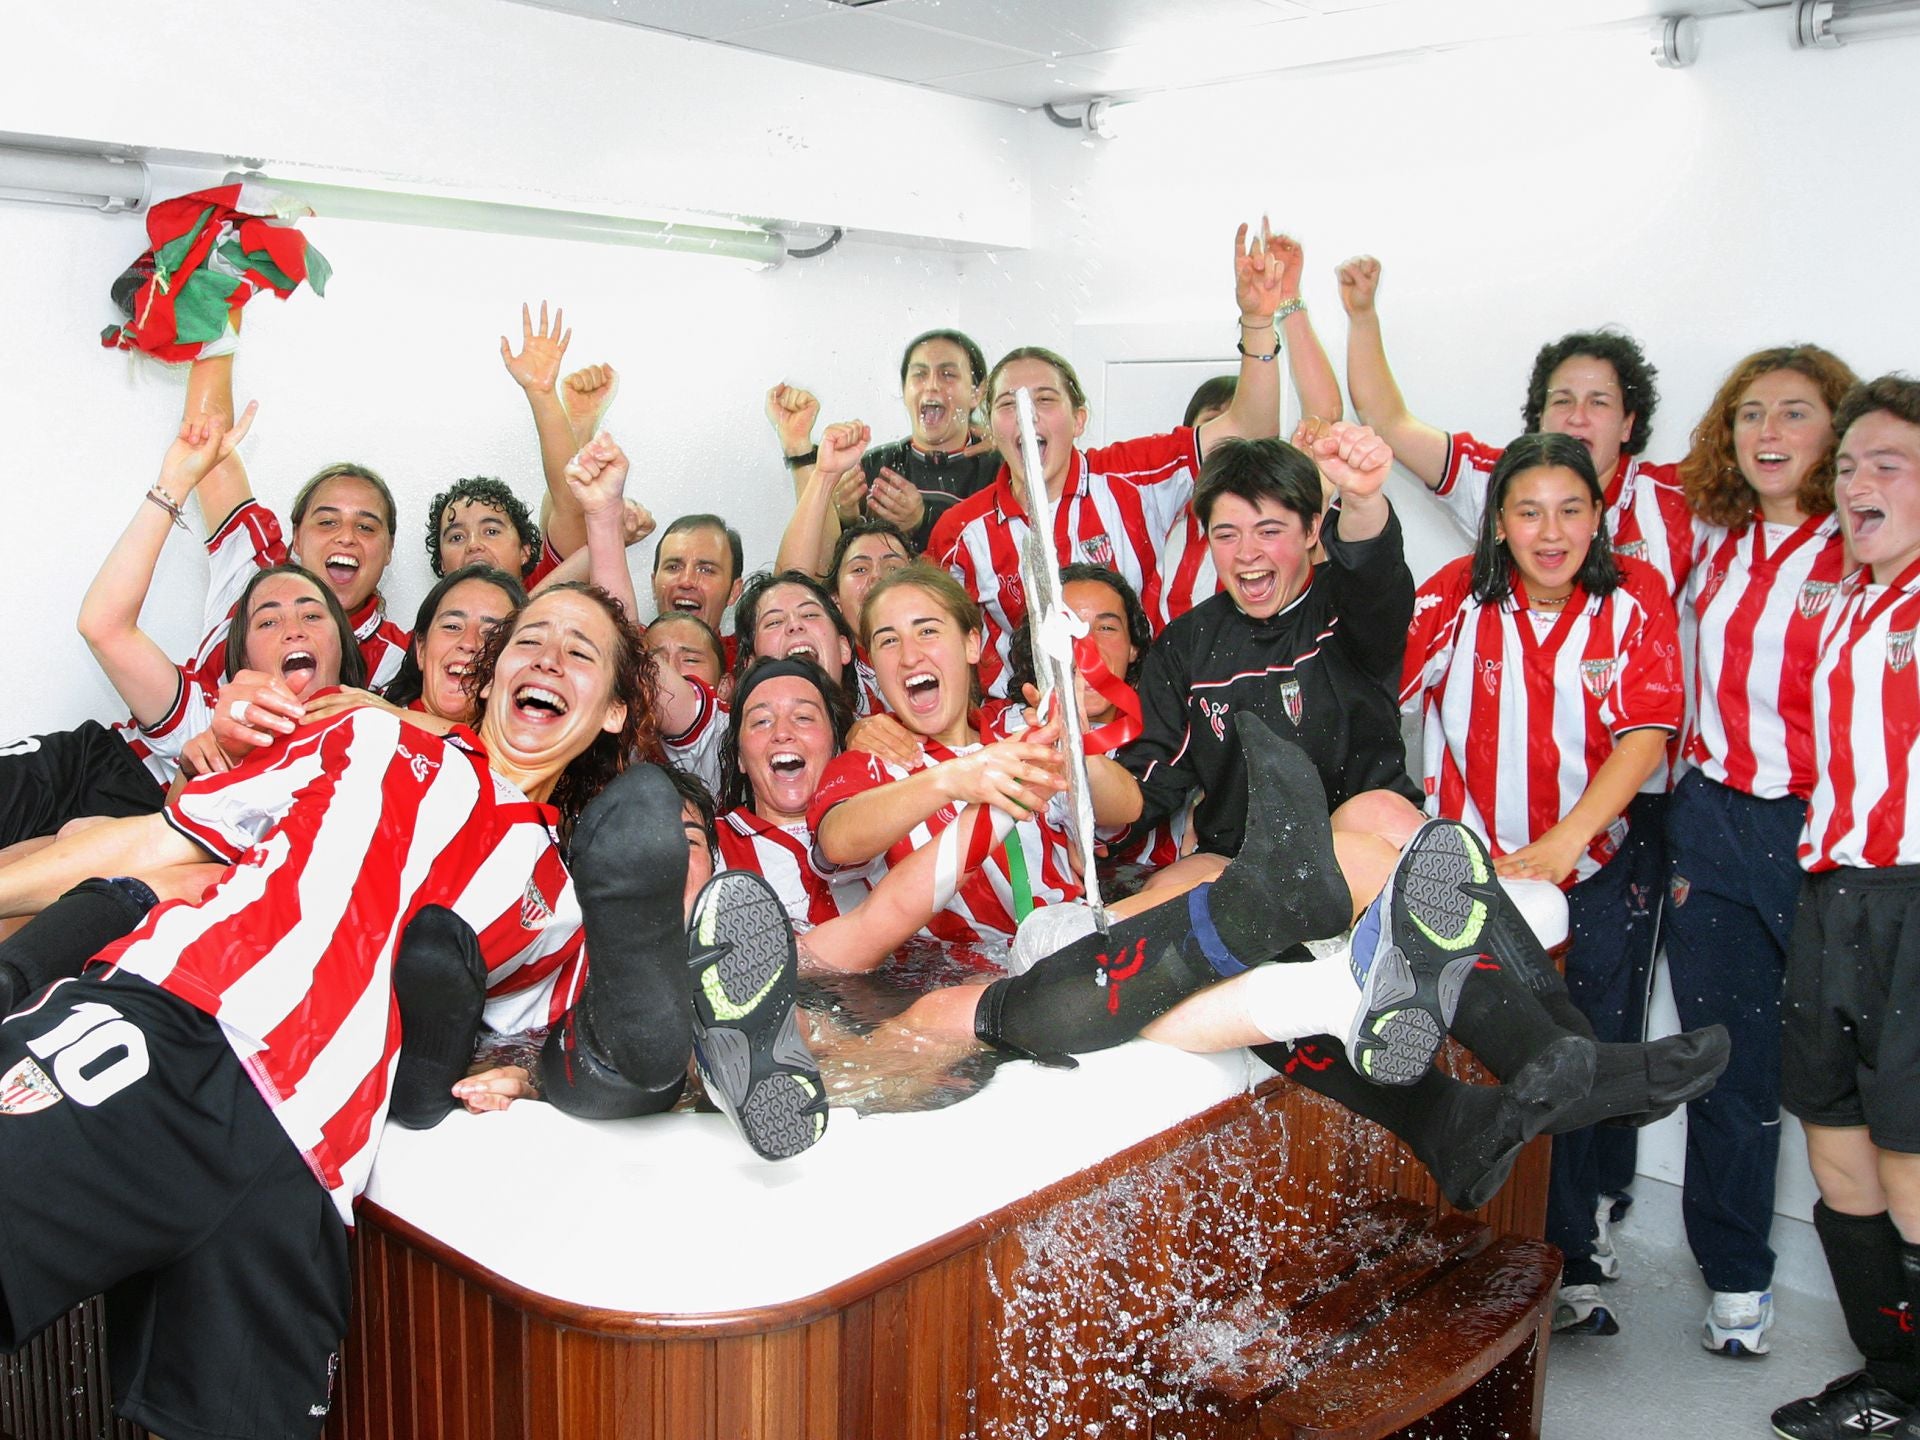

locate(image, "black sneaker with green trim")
[[687, 870, 827, 1161]]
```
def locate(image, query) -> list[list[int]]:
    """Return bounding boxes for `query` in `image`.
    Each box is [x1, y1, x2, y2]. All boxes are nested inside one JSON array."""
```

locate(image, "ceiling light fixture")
[[227, 171, 788, 268], [1041, 97, 1122, 141], [1792, 0, 1920, 47], [0, 143, 149, 213], [1651, 15, 1701, 67]]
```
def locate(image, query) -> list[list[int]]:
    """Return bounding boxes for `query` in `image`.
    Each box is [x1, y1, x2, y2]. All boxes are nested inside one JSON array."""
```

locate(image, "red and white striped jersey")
[[1684, 513, 1848, 801], [1800, 559, 1920, 871], [100, 708, 585, 1224], [716, 808, 867, 930], [926, 430, 1201, 698], [663, 675, 725, 796], [1437, 433, 1696, 600], [1402, 555, 1684, 885], [189, 500, 411, 693], [807, 720, 1083, 942]]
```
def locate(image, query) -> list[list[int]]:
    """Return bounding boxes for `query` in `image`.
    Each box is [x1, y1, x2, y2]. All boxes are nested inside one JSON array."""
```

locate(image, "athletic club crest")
[[1000, 571, 1025, 615], [1797, 580, 1839, 618], [1279, 679, 1304, 726], [1615, 539, 1648, 561], [520, 877, 555, 930], [1580, 657, 1620, 698], [1476, 655, 1503, 697], [1079, 533, 1116, 568], [0, 1058, 62, 1115], [1198, 697, 1231, 741], [1696, 566, 1728, 610], [1668, 874, 1691, 908], [1890, 629, 1916, 674]]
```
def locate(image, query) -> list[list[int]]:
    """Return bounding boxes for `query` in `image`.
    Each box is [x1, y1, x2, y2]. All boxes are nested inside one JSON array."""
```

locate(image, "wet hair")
[[732, 570, 862, 709], [1678, 346, 1857, 528], [290, 462, 398, 539], [652, 514, 744, 586], [1521, 330, 1659, 458], [858, 561, 982, 651], [719, 656, 853, 813], [468, 582, 661, 843], [224, 563, 368, 689], [383, 564, 528, 712], [1193, 436, 1324, 531], [1470, 433, 1619, 604], [423, 477, 541, 578], [1007, 564, 1152, 698], [827, 518, 917, 605], [900, 329, 988, 388], [985, 345, 1088, 413], [664, 764, 720, 854], [859, 562, 985, 708], [1183, 375, 1238, 429], [644, 612, 726, 679], [1834, 373, 1920, 442]]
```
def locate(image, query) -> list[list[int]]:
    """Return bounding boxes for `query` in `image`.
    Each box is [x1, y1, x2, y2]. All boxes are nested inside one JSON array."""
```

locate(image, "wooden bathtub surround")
[[0, 1046, 1554, 1440]]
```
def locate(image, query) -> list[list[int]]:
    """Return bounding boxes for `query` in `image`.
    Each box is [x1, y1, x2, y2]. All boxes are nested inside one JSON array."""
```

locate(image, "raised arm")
[[766, 382, 821, 502], [561, 363, 619, 447], [501, 302, 591, 555], [1336, 256, 1448, 488], [775, 420, 870, 577], [78, 405, 257, 728], [1198, 221, 1289, 455], [184, 353, 254, 532]]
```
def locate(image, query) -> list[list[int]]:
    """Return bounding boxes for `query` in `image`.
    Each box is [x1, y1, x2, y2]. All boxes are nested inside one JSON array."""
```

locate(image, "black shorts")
[[0, 720, 167, 850], [1781, 864, 1920, 1152], [0, 970, 349, 1440]]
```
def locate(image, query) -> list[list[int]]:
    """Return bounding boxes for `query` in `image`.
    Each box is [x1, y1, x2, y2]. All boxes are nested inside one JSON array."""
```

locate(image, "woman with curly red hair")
[[1667, 343, 1857, 1359]]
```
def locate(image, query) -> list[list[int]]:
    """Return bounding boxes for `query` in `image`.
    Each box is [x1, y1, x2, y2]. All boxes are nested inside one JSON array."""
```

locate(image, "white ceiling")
[[508, 0, 1787, 107]]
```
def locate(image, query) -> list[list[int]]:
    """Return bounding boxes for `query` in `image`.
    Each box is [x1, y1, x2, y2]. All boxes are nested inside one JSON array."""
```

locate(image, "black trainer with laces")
[[1772, 1371, 1912, 1439], [686, 870, 827, 1161]]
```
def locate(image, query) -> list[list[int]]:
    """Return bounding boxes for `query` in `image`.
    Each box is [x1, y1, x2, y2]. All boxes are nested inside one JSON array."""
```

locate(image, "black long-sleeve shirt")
[[1118, 504, 1419, 858]]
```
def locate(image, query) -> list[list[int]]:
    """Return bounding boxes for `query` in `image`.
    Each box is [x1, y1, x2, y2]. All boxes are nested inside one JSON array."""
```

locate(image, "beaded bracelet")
[[145, 484, 191, 533]]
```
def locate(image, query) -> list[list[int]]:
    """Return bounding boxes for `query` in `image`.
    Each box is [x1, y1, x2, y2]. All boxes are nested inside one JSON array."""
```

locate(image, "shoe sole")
[[689, 871, 826, 1161], [1552, 1294, 1620, 1336], [1349, 821, 1487, 1085]]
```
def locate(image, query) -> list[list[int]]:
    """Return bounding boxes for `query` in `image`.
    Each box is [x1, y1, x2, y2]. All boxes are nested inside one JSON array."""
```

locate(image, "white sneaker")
[[1702, 1289, 1773, 1357], [1552, 1282, 1619, 1335], [1592, 1197, 1622, 1281]]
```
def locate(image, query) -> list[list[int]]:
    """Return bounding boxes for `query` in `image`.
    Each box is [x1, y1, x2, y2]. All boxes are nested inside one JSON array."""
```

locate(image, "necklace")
[[1532, 593, 1570, 608]]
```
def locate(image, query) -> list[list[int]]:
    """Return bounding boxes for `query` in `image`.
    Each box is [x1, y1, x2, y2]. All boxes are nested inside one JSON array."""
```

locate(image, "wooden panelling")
[[2, 1071, 1552, 1440]]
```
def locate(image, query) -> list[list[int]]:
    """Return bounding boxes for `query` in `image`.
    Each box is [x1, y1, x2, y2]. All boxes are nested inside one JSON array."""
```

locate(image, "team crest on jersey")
[[1079, 534, 1116, 568], [1198, 697, 1231, 741], [1000, 571, 1025, 615], [397, 742, 440, 784], [1580, 657, 1620, 698], [1797, 579, 1839, 618], [519, 878, 555, 931], [1668, 874, 1691, 908], [1477, 655, 1502, 697], [1615, 539, 1648, 561], [1279, 679, 1304, 726], [0, 1058, 61, 1115], [1696, 566, 1729, 610], [1889, 629, 1916, 673]]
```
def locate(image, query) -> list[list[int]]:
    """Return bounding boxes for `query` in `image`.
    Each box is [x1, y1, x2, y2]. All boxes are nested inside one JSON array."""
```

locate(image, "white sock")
[[1234, 945, 1363, 1044]]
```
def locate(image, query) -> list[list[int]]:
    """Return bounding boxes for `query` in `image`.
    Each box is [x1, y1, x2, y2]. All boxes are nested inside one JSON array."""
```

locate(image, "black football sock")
[[975, 717, 1348, 1059], [0, 876, 157, 1014], [1816, 1203, 1920, 1402], [1261, 1035, 1588, 1212], [543, 763, 695, 1112], [1204, 714, 1351, 960], [389, 906, 488, 1131]]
